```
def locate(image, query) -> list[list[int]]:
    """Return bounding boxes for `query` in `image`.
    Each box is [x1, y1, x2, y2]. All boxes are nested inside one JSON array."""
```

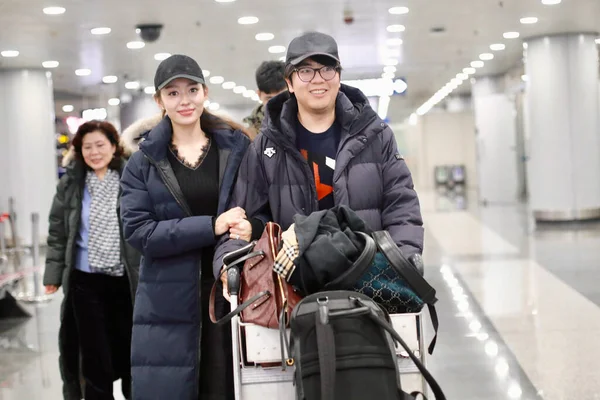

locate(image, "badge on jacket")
[[264, 147, 276, 158]]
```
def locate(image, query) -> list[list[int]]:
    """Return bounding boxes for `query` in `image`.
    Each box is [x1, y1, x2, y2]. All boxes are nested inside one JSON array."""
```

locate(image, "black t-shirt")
[[296, 122, 341, 210]]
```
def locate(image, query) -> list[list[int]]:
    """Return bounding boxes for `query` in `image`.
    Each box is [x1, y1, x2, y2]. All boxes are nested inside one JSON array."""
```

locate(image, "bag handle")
[[373, 231, 439, 354], [355, 299, 447, 400], [208, 250, 267, 325]]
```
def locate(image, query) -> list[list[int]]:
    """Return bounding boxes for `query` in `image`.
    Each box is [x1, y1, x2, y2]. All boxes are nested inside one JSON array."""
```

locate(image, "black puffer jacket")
[[214, 84, 423, 275]]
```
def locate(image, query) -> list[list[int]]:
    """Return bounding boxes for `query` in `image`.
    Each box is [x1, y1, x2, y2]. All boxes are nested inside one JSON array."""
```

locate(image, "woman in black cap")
[[120, 54, 261, 399]]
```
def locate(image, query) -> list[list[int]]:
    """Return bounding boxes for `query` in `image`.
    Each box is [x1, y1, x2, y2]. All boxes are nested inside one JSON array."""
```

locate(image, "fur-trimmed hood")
[[61, 113, 163, 168]]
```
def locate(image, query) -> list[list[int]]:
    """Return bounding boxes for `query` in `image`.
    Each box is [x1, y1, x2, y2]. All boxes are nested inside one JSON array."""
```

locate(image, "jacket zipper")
[[141, 150, 203, 397]]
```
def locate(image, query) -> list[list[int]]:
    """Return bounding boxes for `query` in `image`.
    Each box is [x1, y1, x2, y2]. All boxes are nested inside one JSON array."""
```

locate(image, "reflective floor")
[[1, 189, 599, 399]]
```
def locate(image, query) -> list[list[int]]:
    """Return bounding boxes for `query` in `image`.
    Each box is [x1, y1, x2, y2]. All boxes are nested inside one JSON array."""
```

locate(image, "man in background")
[[244, 60, 287, 138]]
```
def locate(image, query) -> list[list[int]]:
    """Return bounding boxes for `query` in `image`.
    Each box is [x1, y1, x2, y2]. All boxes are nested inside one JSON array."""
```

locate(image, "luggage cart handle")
[[227, 267, 241, 296]]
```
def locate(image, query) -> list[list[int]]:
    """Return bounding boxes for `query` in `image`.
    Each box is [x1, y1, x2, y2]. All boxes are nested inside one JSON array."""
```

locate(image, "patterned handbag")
[[326, 231, 439, 354]]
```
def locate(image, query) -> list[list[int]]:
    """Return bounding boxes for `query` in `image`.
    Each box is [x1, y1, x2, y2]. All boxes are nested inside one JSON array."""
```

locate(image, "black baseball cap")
[[154, 54, 205, 91], [286, 32, 340, 66]]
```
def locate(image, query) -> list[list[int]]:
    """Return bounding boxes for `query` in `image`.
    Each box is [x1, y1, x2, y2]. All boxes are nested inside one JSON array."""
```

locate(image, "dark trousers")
[[71, 269, 133, 400]]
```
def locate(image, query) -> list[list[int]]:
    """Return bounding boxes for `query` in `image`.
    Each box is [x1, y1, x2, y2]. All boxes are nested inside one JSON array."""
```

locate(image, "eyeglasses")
[[294, 66, 339, 82]]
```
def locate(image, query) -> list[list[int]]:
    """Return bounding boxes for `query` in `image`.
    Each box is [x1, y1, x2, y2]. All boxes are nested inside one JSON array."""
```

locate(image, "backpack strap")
[[315, 299, 336, 400], [372, 231, 439, 354]]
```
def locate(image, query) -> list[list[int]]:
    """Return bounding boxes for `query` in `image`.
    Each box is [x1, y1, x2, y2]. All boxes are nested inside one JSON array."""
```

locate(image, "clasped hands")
[[215, 207, 252, 242]]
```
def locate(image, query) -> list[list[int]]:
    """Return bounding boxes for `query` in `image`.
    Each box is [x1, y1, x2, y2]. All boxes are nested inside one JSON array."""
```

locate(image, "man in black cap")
[[214, 32, 423, 291]]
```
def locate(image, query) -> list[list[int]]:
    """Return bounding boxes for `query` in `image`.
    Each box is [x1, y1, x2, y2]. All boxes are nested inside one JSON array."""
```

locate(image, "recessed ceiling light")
[[384, 59, 399, 66], [1, 50, 19, 58], [595, 38, 600, 44], [268, 45, 286, 54], [43, 6, 66, 15], [386, 38, 404, 46], [203, 100, 211, 107], [255, 33, 275, 41], [463, 67, 476, 74], [144, 86, 155, 94], [127, 41, 145, 49], [222, 81, 236, 90], [388, 6, 409, 15], [471, 61, 484, 68], [108, 98, 121, 106], [386, 25, 406, 33], [520, 17, 538, 24], [243, 90, 254, 98], [209, 76, 225, 84], [208, 102, 220, 111], [42, 60, 59, 68], [62, 105, 74, 112], [503, 32, 520, 39], [382, 72, 395, 79], [383, 66, 397, 73], [202, 69, 211, 77], [75, 68, 91, 76], [102, 75, 118, 84], [541, 0, 561, 4], [125, 81, 140, 90], [456, 73, 469, 80], [479, 53, 494, 61], [233, 86, 246, 94], [523, 42, 529, 49], [279, 56, 286, 61], [91, 27, 111, 35], [522, 75, 529, 81], [154, 53, 171, 61], [490, 43, 506, 51], [238, 16, 259, 25]]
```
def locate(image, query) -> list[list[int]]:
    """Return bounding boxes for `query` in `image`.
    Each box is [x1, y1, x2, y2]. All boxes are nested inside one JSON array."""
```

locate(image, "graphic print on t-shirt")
[[296, 122, 341, 210]]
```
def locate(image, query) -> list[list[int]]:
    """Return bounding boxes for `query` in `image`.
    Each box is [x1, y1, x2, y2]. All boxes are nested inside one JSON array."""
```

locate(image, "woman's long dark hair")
[[71, 120, 123, 170]]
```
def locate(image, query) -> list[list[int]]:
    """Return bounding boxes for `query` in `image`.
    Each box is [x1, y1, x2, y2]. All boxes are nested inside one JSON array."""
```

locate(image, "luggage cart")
[[225, 267, 429, 399]]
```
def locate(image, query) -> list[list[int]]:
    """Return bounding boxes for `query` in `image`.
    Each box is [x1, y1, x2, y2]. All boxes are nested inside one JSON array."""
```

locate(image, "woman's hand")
[[45, 285, 59, 295], [214, 207, 246, 236], [229, 219, 252, 242]]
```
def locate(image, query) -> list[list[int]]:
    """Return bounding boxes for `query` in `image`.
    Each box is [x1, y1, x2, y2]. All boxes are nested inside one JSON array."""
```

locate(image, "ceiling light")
[[383, 66, 397, 73], [541, 0, 561, 4], [384, 59, 399, 66], [208, 102, 220, 111], [75, 68, 92, 76], [382, 72, 395, 79], [243, 90, 254, 98], [222, 81, 236, 90], [203, 100, 211, 107], [471, 61, 484, 68], [91, 27, 111, 35], [388, 6, 409, 15], [255, 33, 275, 41], [521, 75, 529, 82], [479, 53, 494, 61], [595, 38, 600, 44], [386, 38, 404, 46], [233, 86, 246, 94], [503, 32, 520, 39], [102, 75, 118, 84], [268, 45, 286, 54], [202, 69, 211, 77], [209, 76, 225, 84], [127, 41, 145, 49], [154, 53, 171, 61], [279, 56, 286, 61], [144, 86, 155, 94], [520, 17, 538, 24], [386, 25, 406, 33], [125, 81, 140, 90], [43, 6, 66, 15], [456, 73, 468, 80], [238, 16, 259, 25], [1, 50, 19, 58], [62, 105, 74, 112], [523, 42, 529, 49], [386, 49, 401, 58], [251, 93, 260, 101], [108, 98, 121, 106], [490, 43, 506, 51], [42, 60, 59, 68], [463, 67, 476, 74]]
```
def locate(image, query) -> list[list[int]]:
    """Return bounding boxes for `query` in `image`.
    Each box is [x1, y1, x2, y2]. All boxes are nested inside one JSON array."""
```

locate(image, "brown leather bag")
[[210, 222, 302, 329]]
